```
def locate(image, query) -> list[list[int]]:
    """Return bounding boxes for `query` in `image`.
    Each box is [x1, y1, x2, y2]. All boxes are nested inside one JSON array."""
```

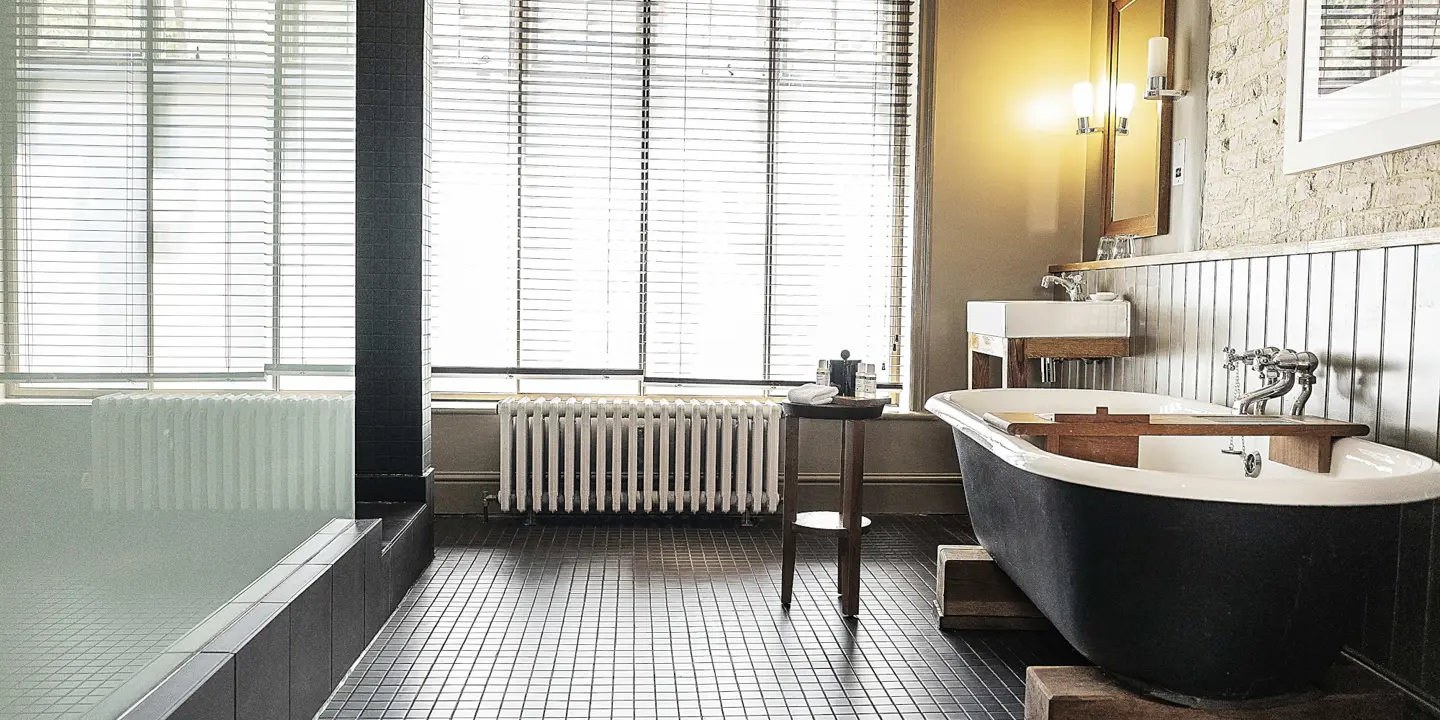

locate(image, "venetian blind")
[[2, 0, 355, 387], [430, 0, 915, 388], [1317, 0, 1440, 94]]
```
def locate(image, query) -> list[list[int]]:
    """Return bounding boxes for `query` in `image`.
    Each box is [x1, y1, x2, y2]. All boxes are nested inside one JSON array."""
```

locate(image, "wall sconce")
[[1073, 82, 1101, 135], [1145, 37, 1186, 100], [1114, 83, 1136, 135]]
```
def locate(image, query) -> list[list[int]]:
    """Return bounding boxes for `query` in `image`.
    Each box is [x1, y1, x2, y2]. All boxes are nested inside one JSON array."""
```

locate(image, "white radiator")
[[498, 397, 782, 515], [90, 392, 354, 512]]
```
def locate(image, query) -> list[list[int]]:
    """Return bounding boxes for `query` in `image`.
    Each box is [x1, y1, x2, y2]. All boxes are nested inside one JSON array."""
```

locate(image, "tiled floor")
[[321, 514, 1082, 720]]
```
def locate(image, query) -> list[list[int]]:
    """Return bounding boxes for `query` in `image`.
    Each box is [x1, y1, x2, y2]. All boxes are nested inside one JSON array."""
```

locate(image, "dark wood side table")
[[779, 397, 890, 617]]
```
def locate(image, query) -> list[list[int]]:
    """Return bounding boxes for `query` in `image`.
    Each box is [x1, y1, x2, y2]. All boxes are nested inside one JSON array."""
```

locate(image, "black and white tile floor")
[[320, 514, 1081, 720]]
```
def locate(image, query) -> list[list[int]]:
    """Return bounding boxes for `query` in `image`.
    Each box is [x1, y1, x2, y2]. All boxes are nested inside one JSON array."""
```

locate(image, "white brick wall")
[[1201, 0, 1440, 248]]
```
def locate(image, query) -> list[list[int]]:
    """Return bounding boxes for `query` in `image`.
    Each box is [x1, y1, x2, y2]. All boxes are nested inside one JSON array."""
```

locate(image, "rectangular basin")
[[967, 300, 1131, 338]]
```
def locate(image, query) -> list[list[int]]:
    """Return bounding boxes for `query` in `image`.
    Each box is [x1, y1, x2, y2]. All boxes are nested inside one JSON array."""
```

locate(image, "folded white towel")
[[786, 383, 839, 405]]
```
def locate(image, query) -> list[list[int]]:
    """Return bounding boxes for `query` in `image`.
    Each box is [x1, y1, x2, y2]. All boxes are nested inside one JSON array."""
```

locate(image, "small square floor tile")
[[320, 515, 1081, 719]]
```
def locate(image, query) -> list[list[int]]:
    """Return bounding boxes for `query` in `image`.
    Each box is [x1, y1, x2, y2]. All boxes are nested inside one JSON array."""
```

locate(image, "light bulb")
[[1072, 82, 1095, 120], [1115, 83, 1137, 118]]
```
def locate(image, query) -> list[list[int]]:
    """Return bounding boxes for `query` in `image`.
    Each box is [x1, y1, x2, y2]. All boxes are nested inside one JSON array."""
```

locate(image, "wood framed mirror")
[[1102, 0, 1174, 237]]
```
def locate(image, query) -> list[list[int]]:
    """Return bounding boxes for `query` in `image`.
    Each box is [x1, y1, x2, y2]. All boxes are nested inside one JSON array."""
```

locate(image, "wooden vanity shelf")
[[982, 407, 1369, 472], [969, 333, 1131, 389]]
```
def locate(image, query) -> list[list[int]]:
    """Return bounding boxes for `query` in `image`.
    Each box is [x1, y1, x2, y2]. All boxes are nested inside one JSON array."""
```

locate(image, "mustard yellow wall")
[[921, 0, 1092, 398]]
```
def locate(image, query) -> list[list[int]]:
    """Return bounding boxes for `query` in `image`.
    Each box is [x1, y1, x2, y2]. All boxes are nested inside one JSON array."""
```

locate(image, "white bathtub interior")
[[927, 389, 1440, 506]]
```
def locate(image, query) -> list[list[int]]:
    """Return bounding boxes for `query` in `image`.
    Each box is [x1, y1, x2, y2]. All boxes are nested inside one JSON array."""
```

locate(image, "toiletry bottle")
[[857, 363, 877, 399], [816, 359, 831, 386]]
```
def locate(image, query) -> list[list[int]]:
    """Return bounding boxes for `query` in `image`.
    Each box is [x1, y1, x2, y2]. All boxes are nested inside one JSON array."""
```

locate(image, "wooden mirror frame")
[[1102, 0, 1174, 238]]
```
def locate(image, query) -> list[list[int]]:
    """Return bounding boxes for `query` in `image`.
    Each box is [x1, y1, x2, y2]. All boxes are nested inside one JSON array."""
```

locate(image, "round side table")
[[778, 397, 889, 617]]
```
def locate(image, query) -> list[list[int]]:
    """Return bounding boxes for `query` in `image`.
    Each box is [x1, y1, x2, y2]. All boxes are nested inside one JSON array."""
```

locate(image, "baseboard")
[[433, 472, 966, 515]]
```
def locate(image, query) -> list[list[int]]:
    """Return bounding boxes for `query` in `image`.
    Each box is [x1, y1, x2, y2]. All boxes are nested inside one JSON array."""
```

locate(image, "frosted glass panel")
[[0, 0, 357, 715], [0, 398, 355, 719]]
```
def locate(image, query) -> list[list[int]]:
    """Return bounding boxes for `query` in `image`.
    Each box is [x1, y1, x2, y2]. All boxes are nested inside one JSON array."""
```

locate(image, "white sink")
[[967, 300, 1131, 338]]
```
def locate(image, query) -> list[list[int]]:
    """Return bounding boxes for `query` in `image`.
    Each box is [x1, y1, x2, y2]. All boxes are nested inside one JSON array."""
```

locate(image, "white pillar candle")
[[1147, 36, 1169, 79]]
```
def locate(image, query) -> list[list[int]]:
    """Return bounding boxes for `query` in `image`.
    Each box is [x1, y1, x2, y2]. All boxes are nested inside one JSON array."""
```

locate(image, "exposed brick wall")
[[1201, 0, 1440, 248]]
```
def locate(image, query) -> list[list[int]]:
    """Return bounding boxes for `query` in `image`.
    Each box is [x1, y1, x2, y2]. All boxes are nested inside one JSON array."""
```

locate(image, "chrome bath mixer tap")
[[1222, 346, 1319, 416]]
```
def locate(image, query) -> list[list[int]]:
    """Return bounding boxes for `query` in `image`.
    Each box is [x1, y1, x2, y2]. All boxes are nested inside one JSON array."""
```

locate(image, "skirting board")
[[433, 473, 966, 516]]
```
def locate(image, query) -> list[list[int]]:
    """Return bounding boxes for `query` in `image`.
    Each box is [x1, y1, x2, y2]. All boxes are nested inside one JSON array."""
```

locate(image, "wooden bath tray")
[[981, 407, 1368, 472]]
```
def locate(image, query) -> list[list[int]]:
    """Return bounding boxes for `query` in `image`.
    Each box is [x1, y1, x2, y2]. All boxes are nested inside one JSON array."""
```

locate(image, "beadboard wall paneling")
[[1068, 244, 1440, 705]]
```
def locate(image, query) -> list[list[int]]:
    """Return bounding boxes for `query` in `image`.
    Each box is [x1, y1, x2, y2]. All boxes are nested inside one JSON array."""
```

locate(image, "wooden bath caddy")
[[981, 407, 1369, 472]]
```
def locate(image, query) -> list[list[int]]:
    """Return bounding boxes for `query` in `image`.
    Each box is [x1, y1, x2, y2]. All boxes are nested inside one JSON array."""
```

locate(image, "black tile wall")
[[355, 0, 434, 503], [331, 544, 369, 685], [221, 604, 290, 720], [286, 568, 335, 720], [1070, 242, 1440, 708], [118, 652, 235, 720]]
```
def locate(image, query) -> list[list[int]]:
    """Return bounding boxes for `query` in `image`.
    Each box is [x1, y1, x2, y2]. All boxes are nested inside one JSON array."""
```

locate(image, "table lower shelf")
[[793, 511, 872, 536]]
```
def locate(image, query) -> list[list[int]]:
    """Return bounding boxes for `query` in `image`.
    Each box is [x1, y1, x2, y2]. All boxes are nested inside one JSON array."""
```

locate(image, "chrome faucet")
[[1223, 346, 1319, 415], [1041, 273, 1086, 301]]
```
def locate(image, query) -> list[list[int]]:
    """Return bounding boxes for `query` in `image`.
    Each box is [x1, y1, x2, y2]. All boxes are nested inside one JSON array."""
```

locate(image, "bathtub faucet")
[[1223, 346, 1319, 415]]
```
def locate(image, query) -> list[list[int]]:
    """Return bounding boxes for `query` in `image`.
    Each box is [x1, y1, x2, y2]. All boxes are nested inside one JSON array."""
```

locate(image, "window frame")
[[428, 0, 920, 399]]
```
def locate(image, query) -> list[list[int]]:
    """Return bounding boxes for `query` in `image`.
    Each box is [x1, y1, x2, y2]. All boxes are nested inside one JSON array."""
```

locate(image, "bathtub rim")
[[926, 388, 1440, 507]]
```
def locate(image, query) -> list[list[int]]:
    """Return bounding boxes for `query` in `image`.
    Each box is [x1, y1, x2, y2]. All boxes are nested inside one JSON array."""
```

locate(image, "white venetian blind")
[[430, 0, 915, 388], [3, 0, 355, 386], [1317, 0, 1440, 94]]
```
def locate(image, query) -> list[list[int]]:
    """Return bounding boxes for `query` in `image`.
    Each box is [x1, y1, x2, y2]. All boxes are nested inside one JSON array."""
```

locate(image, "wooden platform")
[[982, 407, 1369, 472], [936, 545, 1049, 630], [1025, 666, 1402, 720]]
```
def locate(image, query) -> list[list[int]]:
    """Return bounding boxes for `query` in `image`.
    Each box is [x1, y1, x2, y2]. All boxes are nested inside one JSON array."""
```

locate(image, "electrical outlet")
[[1172, 138, 1186, 186]]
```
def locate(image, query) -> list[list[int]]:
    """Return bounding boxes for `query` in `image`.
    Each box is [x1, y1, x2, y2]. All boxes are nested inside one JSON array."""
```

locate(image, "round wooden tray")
[[781, 397, 889, 420]]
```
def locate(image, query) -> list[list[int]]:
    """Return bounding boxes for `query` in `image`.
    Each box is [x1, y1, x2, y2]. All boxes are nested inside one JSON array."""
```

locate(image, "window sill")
[[431, 399, 935, 420]]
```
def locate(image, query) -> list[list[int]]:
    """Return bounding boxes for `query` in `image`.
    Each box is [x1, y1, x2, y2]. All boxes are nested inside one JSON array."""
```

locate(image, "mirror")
[[1103, 0, 1173, 238]]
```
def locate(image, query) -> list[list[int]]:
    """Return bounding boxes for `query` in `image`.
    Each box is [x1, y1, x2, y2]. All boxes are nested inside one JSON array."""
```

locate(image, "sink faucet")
[[1223, 347, 1319, 415], [1041, 273, 1085, 301]]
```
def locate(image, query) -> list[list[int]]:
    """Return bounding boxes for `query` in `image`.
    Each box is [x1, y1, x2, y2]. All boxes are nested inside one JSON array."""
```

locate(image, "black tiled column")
[[355, 0, 433, 505]]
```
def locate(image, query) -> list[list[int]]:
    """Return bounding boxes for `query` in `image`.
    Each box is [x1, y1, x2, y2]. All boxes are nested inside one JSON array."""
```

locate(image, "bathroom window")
[[0, 0, 356, 394], [428, 0, 918, 396]]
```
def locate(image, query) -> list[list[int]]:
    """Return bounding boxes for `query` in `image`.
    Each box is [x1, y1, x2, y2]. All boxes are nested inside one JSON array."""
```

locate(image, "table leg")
[[780, 415, 800, 607], [837, 421, 849, 597], [839, 418, 865, 617]]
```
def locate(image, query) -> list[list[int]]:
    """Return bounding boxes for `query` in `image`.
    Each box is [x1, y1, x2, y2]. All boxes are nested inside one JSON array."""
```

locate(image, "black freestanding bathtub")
[[926, 389, 1440, 705]]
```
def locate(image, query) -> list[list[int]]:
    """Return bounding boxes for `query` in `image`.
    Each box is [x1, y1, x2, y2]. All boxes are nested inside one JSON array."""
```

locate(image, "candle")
[[1147, 37, 1169, 80]]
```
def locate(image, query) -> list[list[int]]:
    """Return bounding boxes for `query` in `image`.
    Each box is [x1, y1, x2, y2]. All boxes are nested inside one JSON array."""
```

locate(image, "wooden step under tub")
[[1025, 665, 1401, 720], [981, 407, 1368, 472]]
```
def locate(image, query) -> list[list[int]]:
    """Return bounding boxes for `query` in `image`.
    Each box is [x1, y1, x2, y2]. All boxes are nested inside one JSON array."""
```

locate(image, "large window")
[[429, 0, 917, 397], [1, 0, 355, 394]]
